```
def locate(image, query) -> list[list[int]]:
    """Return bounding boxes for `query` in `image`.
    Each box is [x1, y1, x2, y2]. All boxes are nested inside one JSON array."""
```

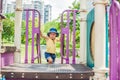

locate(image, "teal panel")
[[105, 7, 109, 67], [86, 8, 108, 68], [86, 9, 94, 68]]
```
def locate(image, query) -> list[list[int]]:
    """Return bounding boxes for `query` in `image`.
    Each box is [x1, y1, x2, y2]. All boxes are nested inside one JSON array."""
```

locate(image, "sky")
[[9, 0, 75, 20], [44, 0, 75, 20]]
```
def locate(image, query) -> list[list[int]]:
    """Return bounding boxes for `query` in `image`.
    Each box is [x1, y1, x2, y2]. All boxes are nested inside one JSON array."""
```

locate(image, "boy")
[[40, 28, 60, 64]]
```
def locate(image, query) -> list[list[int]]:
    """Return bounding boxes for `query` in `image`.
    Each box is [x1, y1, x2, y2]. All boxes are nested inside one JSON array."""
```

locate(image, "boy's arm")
[[56, 36, 61, 42], [40, 31, 48, 40]]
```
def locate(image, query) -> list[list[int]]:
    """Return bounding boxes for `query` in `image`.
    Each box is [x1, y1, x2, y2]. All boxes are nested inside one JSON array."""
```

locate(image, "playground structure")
[[24, 9, 41, 64], [1, 8, 94, 80], [109, 0, 120, 80], [0, 0, 120, 80], [60, 10, 79, 64]]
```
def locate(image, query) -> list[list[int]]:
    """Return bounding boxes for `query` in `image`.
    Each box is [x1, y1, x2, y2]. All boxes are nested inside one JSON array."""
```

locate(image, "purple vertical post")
[[36, 34, 39, 63], [60, 13, 64, 64], [118, 9, 120, 80], [60, 10, 78, 64], [37, 11, 41, 63], [72, 10, 76, 64], [24, 9, 41, 64], [25, 11, 29, 63], [110, 4, 118, 80], [31, 10, 35, 63], [66, 11, 70, 64]]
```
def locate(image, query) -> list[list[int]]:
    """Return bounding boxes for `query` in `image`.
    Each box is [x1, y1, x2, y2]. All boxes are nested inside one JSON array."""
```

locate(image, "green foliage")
[[2, 13, 27, 44], [44, 20, 60, 32], [2, 13, 15, 42], [63, 0, 80, 48], [21, 20, 26, 44], [41, 20, 60, 45], [70, 0, 80, 10]]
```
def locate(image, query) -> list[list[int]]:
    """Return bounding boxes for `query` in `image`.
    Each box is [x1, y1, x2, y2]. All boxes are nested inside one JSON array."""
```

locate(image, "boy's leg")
[[47, 57, 53, 64], [51, 54, 56, 63], [45, 52, 53, 64]]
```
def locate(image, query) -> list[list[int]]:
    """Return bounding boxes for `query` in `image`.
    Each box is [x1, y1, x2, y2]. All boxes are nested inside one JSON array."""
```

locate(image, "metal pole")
[[25, 11, 29, 63], [0, 0, 3, 78], [66, 11, 70, 64], [0, 17, 2, 79], [31, 11, 35, 63], [72, 10, 76, 64], [118, 8, 120, 80], [37, 10, 41, 63], [60, 13, 64, 64], [109, 1, 120, 79]]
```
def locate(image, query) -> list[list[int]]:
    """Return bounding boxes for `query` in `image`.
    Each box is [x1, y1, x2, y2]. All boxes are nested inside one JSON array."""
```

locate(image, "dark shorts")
[[45, 52, 56, 63]]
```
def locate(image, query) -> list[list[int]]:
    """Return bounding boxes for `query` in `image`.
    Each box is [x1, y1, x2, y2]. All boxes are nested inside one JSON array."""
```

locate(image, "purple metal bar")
[[24, 9, 41, 64], [60, 13, 64, 64], [24, 11, 29, 63], [66, 11, 70, 64], [36, 33, 41, 63], [60, 10, 78, 64], [109, 6, 112, 80], [61, 27, 69, 62], [31, 10, 35, 63], [110, 1, 119, 80], [60, 35, 64, 64], [36, 10, 41, 64], [72, 11, 76, 64], [60, 10, 71, 64], [118, 10, 120, 80], [112, 2, 120, 71]]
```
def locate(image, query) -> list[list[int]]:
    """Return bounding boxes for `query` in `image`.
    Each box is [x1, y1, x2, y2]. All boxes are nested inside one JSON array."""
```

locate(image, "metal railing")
[[24, 9, 41, 64], [60, 10, 79, 64]]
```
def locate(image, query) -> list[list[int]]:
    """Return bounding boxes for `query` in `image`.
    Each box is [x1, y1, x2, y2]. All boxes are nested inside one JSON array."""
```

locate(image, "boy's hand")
[[40, 31, 48, 40], [40, 31, 42, 36]]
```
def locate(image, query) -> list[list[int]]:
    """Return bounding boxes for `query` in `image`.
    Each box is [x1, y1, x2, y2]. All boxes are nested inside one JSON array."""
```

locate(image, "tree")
[[62, 0, 80, 48], [2, 13, 26, 44], [2, 13, 15, 42]]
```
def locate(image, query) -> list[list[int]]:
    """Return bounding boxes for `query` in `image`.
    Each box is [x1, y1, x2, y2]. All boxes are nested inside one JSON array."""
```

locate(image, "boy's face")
[[49, 32, 56, 39]]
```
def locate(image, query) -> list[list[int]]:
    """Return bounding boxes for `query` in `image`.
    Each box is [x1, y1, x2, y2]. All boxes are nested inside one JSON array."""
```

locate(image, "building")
[[6, 2, 16, 13], [22, 0, 44, 23], [2, 0, 52, 24], [44, 5, 52, 23], [22, 1, 33, 20], [32, 0, 44, 23], [2, 0, 8, 14]]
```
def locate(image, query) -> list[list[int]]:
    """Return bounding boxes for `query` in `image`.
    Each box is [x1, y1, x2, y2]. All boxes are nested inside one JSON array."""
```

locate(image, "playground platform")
[[1, 64, 94, 80]]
